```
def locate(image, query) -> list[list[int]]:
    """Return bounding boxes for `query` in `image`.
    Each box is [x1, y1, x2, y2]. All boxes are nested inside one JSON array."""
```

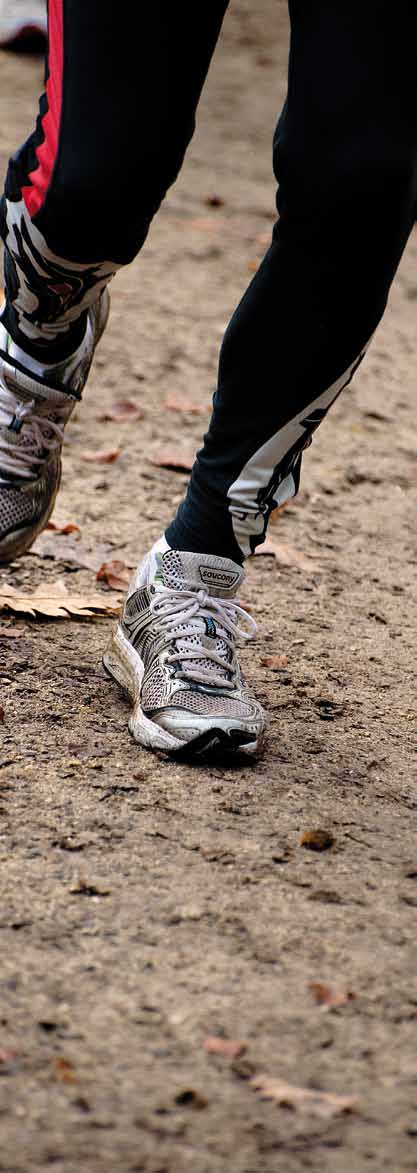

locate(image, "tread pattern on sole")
[[172, 727, 257, 760]]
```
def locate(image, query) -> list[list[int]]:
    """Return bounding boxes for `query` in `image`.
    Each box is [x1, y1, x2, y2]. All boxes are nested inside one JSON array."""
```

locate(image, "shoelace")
[[149, 586, 256, 689], [0, 382, 65, 479]]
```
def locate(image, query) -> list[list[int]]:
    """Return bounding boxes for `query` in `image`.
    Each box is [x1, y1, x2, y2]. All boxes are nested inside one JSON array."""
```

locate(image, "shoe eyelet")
[[8, 415, 24, 433]]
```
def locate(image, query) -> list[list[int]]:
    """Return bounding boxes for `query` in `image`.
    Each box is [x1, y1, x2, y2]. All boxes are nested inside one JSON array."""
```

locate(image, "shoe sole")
[[102, 625, 262, 758]]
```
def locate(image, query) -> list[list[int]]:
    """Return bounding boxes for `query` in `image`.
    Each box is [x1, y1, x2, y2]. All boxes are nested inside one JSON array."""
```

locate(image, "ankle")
[[0, 302, 87, 365]]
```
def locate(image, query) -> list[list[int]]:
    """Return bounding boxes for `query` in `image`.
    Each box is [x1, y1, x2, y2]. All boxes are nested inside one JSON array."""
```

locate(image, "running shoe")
[[0, 0, 47, 47], [103, 540, 266, 757], [0, 289, 110, 563]]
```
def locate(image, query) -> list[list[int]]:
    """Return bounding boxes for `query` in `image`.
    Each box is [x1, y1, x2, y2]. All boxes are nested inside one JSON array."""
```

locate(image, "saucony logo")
[[199, 566, 240, 591]]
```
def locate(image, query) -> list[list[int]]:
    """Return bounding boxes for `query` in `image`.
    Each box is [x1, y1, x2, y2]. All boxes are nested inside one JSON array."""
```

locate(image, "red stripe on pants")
[[22, 0, 63, 217]]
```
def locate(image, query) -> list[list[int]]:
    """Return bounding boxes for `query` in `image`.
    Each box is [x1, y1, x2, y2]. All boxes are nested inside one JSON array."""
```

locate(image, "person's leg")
[[167, 0, 417, 563], [0, 0, 229, 561], [104, 0, 417, 758], [1, 0, 229, 360]]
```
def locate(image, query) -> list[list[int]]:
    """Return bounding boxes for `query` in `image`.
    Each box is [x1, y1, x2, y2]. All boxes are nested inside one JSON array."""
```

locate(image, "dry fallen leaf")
[[96, 560, 130, 590], [31, 533, 118, 572], [46, 521, 80, 535], [97, 399, 144, 423], [164, 392, 207, 416], [300, 829, 335, 852], [255, 538, 319, 573], [250, 1074, 357, 1118], [260, 654, 289, 670], [150, 448, 195, 473], [203, 1036, 247, 1060], [80, 448, 122, 464], [0, 627, 24, 639], [309, 982, 356, 1009], [52, 1057, 77, 1084], [0, 581, 121, 620]]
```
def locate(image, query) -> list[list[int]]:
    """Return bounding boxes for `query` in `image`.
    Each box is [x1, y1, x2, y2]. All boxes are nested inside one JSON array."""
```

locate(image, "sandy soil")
[[0, 4, 416, 1170]]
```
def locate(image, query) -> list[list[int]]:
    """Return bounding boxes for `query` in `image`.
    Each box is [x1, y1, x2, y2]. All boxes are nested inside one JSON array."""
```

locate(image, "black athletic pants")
[[1, 2, 417, 563]]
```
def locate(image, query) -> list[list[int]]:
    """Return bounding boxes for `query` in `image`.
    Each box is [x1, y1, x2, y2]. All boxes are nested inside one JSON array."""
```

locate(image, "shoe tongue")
[[158, 549, 243, 598], [1, 360, 75, 417]]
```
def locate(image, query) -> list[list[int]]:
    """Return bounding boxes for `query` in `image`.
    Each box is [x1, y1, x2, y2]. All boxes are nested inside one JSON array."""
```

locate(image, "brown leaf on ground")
[[0, 581, 121, 620], [255, 538, 319, 572], [300, 829, 335, 852], [150, 448, 195, 473], [80, 448, 122, 464], [309, 982, 356, 1009], [0, 627, 24, 639], [260, 654, 289, 670], [30, 534, 118, 571], [164, 392, 207, 416], [96, 400, 144, 423], [300, 825, 335, 853], [52, 1057, 77, 1084], [45, 521, 80, 535], [250, 1074, 358, 1118], [96, 560, 131, 590], [203, 1036, 247, 1060]]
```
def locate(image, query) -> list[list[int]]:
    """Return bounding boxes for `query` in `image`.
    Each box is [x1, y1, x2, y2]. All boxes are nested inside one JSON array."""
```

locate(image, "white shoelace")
[[0, 384, 65, 479], [149, 586, 256, 689]]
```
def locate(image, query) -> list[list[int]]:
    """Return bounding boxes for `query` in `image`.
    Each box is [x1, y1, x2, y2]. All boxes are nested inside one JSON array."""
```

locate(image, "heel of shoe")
[[102, 625, 143, 700]]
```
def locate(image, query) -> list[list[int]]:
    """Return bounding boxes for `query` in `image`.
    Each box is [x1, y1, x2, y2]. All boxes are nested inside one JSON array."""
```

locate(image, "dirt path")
[[1, 5, 416, 1171]]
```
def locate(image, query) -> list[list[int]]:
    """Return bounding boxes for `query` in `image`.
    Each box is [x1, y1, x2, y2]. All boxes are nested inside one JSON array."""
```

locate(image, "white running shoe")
[[103, 541, 266, 758], [0, 289, 110, 562], [0, 0, 47, 46]]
